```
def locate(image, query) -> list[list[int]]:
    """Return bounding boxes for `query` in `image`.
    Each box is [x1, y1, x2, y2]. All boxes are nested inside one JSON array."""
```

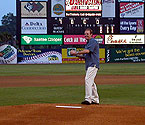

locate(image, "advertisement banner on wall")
[[106, 48, 145, 63], [18, 49, 62, 64], [66, 0, 101, 12], [21, 35, 63, 45], [62, 48, 105, 63], [51, 0, 65, 17], [120, 3, 144, 18], [105, 34, 144, 44], [64, 35, 104, 45], [102, 0, 115, 17], [62, 48, 85, 63], [119, 0, 144, 2], [65, 0, 102, 16], [120, 19, 144, 33], [0, 44, 17, 64], [21, 19, 47, 34], [21, 2, 47, 17]]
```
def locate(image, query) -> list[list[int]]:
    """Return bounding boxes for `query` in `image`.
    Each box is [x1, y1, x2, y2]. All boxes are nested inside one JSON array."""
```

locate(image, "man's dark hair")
[[85, 28, 93, 35]]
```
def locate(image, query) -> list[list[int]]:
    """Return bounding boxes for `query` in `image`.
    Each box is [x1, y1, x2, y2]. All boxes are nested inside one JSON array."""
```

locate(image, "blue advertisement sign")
[[120, 19, 144, 33], [18, 49, 62, 64]]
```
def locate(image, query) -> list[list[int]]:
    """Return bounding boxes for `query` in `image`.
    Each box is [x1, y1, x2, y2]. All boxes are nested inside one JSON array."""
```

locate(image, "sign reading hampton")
[[21, 35, 63, 45]]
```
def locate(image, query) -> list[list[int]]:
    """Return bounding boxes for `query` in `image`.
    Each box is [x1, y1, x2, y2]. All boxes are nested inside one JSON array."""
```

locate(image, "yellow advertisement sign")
[[99, 48, 105, 63], [62, 48, 105, 64]]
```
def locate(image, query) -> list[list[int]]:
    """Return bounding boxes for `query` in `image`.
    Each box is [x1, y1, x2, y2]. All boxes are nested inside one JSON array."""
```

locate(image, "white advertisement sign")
[[120, 3, 144, 18], [21, 2, 47, 17], [66, 0, 101, 12], [0, 45, 17, 64], [18, 51, 62, 64], [102, 0, 115, 17], [21, 19, 47, 34], [119, 0, 144, 2], [51, 0, 65, 17], [105, 34, 144, 44]]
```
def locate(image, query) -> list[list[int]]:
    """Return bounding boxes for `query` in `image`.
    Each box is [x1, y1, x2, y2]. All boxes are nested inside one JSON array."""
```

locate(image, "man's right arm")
[[70, 49, 90, 56]]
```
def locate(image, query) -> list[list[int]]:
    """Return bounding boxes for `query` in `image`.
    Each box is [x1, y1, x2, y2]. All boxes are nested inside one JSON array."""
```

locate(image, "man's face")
[[84, 30, 92, 40]]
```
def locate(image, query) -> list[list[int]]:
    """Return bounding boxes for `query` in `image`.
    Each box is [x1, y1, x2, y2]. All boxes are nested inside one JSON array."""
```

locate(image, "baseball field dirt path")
[[0, 75, 145, 125], [0, 75, 145, 87]]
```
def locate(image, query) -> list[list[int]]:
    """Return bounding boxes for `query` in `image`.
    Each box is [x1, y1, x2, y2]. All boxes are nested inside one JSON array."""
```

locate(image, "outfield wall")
[[1, 45, 145, 64], [17, 48, 105, 64]]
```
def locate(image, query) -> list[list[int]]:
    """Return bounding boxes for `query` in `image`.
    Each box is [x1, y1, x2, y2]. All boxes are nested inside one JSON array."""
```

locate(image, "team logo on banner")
[[22, 36, 32, 44], [53, 4, 64, 15], [21, 2, 47, 17], [51, 0, 65, 17], [24, 2, 44, 12], [0, 45, 17, 64]]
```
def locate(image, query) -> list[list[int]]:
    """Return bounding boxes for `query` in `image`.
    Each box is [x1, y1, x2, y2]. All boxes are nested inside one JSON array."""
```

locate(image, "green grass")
[[99, 63, 145, 75], [0, 64, 85, 76], [0, 63, 145, 106], [0, 84, 145, 106], [0, 63, 145, 76]]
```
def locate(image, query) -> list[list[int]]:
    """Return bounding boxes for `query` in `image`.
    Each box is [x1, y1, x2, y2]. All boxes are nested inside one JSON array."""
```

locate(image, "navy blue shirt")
[[84, 38, 99, 70]]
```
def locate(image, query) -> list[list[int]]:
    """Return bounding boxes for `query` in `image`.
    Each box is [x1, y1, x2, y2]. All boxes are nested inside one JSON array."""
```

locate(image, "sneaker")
[[91, 101, 99, 105], [81, 101, 91, 105]]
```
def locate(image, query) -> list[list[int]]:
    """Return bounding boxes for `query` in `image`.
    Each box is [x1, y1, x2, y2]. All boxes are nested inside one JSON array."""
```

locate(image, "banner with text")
[[66, 0, 101, 12], [62, 48, 105, 63], [119, 0, 144, 2], [65, 0, 101, 16], [106, 48, 145, 63], [21, 35, 63, 45], [120, 19, 144, 33], [120, 3, 144, 18], [105, 34, 144, 44], [64, 35, 104, 45], [21, 19, 47, 34], [18, 49, 62, 64], [62, 48, 85, 63]]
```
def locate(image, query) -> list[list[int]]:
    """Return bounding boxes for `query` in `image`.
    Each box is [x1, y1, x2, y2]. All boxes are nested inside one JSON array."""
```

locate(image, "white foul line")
[[56, 106, 82, 109]]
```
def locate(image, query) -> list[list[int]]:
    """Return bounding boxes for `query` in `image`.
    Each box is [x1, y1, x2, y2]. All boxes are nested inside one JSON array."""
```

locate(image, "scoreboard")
[[49, 0, 118, 34], [17, 0, 145, 46]]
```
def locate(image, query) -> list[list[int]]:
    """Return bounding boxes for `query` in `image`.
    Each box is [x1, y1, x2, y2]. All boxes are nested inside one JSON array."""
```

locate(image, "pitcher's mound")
[[0, 104, 145, 125]]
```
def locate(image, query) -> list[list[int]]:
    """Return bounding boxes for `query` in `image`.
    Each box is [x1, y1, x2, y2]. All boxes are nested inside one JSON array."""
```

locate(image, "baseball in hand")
[[70, 50, 77, 56]]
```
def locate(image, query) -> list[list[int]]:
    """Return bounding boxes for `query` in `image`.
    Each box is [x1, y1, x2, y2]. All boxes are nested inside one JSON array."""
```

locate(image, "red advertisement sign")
[[120, 3, 144, 18], [64, 35, 104, 45], [66, 0, 102, 12]]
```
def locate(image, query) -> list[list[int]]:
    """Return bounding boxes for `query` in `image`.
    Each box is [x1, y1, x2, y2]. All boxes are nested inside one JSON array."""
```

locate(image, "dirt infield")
[[0, 75, 145, 125], [0, 75, 145, 87]]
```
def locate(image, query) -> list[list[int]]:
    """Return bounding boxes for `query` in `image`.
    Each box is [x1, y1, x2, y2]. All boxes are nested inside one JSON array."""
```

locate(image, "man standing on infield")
[[70, 28, 100, 105]]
